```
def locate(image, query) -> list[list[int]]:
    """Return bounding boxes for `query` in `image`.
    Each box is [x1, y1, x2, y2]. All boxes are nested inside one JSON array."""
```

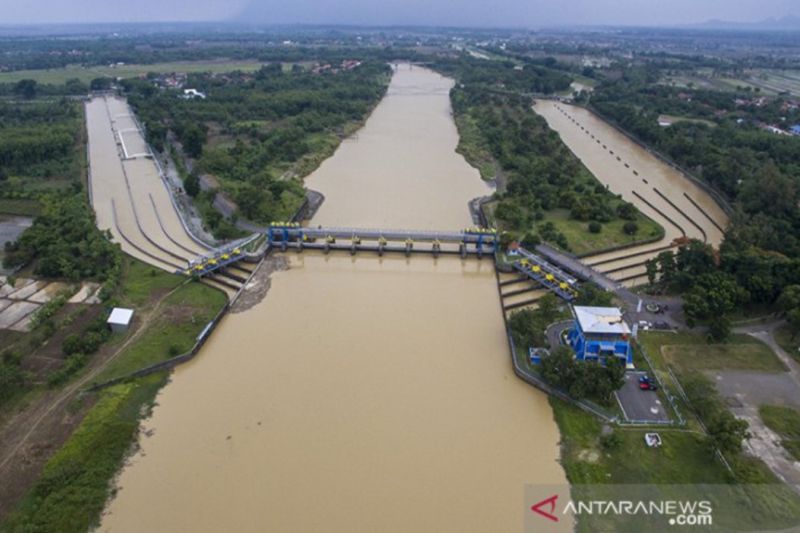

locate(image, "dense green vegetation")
[[0, 99, 84, 216], [438, 57, 662, 253], [3, 194, 120, 281], [124, 61, 390, 229], [1, 377, 165, 532], [647, 237, 800, 339]]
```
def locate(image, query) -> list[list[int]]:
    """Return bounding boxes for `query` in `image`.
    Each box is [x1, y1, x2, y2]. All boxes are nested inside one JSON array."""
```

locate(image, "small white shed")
[[107, 307, 134, 333]]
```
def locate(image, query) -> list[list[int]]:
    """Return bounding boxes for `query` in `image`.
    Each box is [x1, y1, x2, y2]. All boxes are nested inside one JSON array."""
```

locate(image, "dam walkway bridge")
[[183, 223, 581, 303]]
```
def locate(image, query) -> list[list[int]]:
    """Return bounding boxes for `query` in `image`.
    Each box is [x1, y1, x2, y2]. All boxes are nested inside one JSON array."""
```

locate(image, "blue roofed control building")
[[567, 306, 633, 368]]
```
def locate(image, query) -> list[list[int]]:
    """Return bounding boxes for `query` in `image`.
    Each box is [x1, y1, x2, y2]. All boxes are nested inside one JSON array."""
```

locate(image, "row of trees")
[[647, 239, 800, 339]]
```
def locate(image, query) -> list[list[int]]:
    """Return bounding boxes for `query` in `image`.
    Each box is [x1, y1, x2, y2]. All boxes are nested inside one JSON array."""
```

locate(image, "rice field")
[[0, 60, 265, 84], [662, 68, 800, 96]]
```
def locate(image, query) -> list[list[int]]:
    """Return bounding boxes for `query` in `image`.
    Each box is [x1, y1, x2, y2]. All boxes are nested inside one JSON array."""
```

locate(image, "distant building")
[[567, 306, 633, 367], [181, 88, 206, 100], [107, 308, 134, 333]]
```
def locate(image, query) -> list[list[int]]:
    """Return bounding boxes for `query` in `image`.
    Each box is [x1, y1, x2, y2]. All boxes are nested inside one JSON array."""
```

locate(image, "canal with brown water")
[[99, 65, 567, 532]]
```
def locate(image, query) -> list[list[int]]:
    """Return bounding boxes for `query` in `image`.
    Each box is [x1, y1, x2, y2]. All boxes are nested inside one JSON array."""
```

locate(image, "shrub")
[[588, 221, 602, 234], [623, 221, 639, 235]]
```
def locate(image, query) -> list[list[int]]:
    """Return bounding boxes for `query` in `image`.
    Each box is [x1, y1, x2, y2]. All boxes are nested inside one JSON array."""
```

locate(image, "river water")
[[100, 65, 567, 532]]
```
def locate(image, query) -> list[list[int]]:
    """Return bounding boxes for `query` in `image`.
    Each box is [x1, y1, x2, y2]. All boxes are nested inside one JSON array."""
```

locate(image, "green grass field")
[[95, 281, 226, 382], [552, 397, 800, 532], [0, 60, 264, 84], [640, 331, 786, 374], [544, 208, 664, 256]]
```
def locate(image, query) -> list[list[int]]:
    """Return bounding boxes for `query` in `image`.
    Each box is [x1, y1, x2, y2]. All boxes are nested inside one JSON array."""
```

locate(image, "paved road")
[[616, 371, 670, 423]]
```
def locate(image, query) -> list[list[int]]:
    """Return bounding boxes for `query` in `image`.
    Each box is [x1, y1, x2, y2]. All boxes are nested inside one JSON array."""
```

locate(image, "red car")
[[638, 377, 658, 391]]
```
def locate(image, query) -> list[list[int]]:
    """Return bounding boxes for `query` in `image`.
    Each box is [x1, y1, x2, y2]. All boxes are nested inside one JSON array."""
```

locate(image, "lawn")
[[0, 60, 264, 85], [760, 405, 800, 461], [544, 208, 664, 256], [94, 281, 227, 382], [552, 398, 800, 532], [640, 331, 787, 374]]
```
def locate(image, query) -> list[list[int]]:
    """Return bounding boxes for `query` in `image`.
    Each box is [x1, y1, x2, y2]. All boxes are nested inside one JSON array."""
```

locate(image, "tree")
[[184, 171, 200, 197], [623, 221, 639, 235], [683, 272, 748, 339], [787, 308, 800, 340], [575, 283, 613, 306], [588, 221, 602, 234], [616, 201, 638, 220], [181, 124, 206, 159], [13, 79, 37, 99], [778, 285, 800, 315], [707, 412, 750, 456], [540, 346, 580, 393], [90, 77, 114, 91]]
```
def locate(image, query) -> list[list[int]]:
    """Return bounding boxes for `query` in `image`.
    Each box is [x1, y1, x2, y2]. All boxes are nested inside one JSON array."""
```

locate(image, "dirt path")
[[0, 283, 185, 518]]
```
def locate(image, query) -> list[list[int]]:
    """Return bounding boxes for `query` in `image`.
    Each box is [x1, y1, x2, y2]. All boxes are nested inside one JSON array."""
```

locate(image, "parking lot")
[[616, 371, 671, 423]]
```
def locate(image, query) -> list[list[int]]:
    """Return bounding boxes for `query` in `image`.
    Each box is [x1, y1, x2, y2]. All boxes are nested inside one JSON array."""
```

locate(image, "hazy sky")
[[1, 0, 798, 27]]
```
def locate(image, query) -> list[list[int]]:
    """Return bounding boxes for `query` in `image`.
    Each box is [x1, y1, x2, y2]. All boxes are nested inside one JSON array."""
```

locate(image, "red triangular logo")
[[531, 494, 559, 522]]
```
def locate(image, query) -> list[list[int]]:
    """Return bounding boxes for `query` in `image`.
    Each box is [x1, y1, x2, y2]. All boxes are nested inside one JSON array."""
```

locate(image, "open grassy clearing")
[[544, 208, 664, 256], [551, 398, 800, 532], [0, 60, 265, 84], [640, 331, 786, 374], [94, 280, 226, 382]]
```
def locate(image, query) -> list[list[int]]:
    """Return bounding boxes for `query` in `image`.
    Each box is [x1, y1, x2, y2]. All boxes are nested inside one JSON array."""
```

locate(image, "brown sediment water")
[[533, 100, 728, 284], [99, 65, 567, 532]]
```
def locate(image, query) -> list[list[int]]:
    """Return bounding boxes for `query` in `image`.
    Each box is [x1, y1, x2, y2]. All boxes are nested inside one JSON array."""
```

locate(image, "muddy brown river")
[[99, 65, 567, 532]]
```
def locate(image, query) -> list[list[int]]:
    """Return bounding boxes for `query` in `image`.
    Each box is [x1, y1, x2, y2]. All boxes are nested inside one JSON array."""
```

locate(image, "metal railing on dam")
[[265, 223, 499, 258]]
